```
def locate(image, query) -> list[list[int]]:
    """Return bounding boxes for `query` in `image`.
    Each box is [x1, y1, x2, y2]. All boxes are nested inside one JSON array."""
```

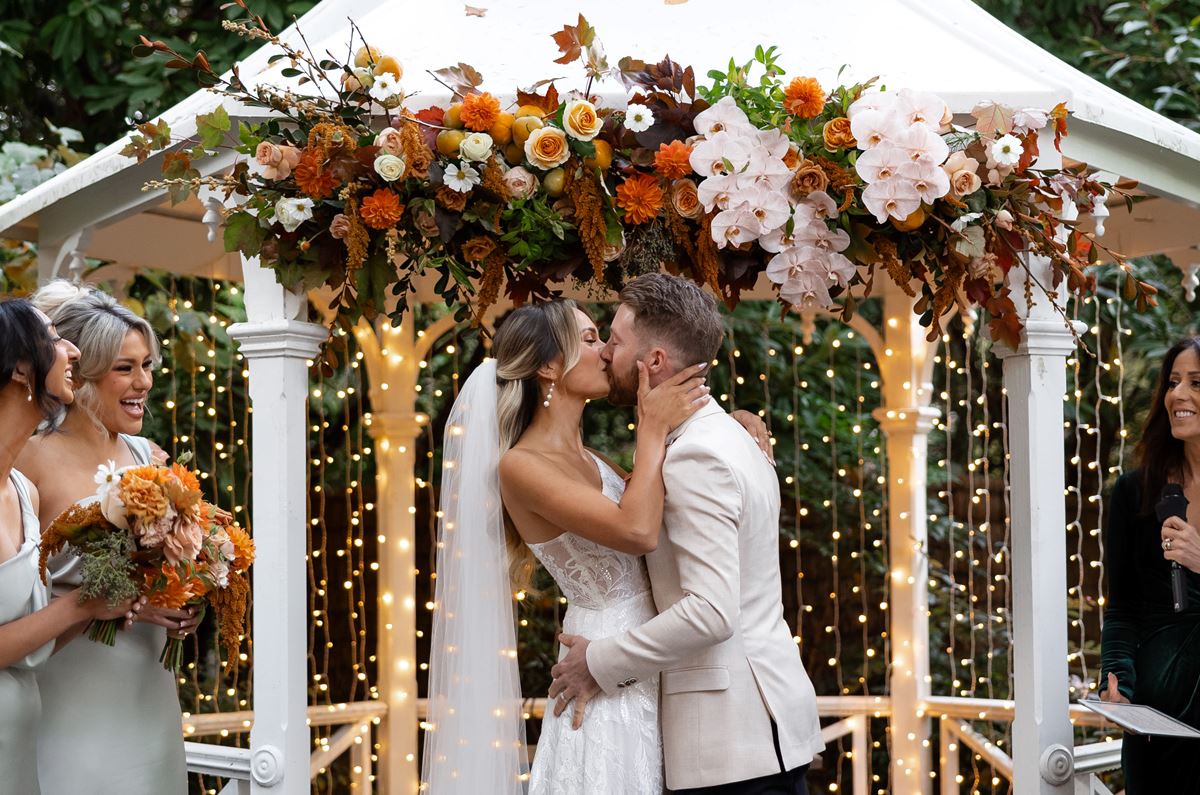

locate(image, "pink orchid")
[[894, 88, 948, 130], [754, 128, 792, 159], [799, 191, 839, 221], [848, 91, 896, 120], [1012, 108, 1049, 134], [793, 219, 851, 253], [780, 268, 834, 310], [824, 252, 857, 287], [862, 177, 922, 223], [689, 131, 752, 177], [693, 96, 753, 136], [892, 123, 949, 166], [855, 144, 906, 183], [733, 183, 791, 233], [737, 148, 792, 191], [849, 108, 904, 150], [898, 160, 951, 203], [697, 173, 739, 212], [710, 206, 761, 248]]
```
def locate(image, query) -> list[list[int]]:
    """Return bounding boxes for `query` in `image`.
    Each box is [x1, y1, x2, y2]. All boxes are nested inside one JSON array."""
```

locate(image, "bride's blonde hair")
[[492, 300, 582, 588]]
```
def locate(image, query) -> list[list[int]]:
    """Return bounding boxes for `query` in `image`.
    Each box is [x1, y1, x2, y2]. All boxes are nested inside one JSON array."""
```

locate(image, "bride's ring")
[[1165, 538, 1173, 551]]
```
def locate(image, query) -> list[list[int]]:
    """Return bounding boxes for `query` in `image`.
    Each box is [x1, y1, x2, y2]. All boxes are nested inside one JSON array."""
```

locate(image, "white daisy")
[[444, 161, 481, 193], [624, 103, 655, 133], [369, 72, 403, 103], [990, 134, 1024, 168]]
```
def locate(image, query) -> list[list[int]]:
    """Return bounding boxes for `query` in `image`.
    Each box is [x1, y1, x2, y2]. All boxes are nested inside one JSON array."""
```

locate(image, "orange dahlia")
[[654, 141, 693, 180], [615, 174, 664, 225], [783, 77, 826, 119], [359, 188, 404, 230], [146, 564, 195, 610], [292, 149, 340, 199], [460, 91, 502, 132], [226, 523, 256, 572]]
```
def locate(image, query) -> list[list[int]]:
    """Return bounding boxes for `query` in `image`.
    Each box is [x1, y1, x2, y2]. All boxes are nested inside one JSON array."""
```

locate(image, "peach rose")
[[524, 126, 571, 170], [255, 142, 298, 180], [563, 99, 602, 141], [503, 166, 538, 200], [950, 169, 982, 197], [375, 127, 405, 157], [670, 179, 703, 220], [822, 117, 856, 150], [413, 208, 440, 238], [329, 214, 351, 240], [461, 235, 497, 264], [790, 161, 829, 199]]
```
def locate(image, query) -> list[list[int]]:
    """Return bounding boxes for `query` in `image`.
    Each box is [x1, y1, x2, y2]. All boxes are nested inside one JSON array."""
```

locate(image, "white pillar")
[[869, 280, 938, 795], [357, 314, 456, 794], [993, 253, 1078, 794], [229, 255, 327, 794]]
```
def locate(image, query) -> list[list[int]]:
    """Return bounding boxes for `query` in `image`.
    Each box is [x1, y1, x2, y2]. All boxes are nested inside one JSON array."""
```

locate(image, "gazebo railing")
[[182, 700, 385, 792]]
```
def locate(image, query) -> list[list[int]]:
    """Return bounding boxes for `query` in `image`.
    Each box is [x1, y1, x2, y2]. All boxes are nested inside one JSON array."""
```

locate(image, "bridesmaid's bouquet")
[[39, 457, 255, 671]]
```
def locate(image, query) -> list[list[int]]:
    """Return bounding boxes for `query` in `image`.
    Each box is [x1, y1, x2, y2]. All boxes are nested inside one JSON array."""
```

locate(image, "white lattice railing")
[[182, 694, 1123, 793], [183, 701, 385, 792]]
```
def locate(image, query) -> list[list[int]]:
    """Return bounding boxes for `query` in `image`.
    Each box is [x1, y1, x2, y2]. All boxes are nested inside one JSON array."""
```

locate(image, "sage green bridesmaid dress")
[[0, 470, 55, 795]]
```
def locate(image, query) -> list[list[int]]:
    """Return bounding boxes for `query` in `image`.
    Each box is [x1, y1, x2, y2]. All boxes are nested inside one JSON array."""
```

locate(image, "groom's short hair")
[[618, 273, 724, 367]]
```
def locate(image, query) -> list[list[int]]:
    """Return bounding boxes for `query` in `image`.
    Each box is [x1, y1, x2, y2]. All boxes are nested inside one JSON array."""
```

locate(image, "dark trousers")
[[668, 721, 810, 795]]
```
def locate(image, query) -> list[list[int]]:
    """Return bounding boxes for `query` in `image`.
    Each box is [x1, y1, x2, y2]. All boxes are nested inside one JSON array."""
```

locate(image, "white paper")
[[1078, 700, 1200, 738]]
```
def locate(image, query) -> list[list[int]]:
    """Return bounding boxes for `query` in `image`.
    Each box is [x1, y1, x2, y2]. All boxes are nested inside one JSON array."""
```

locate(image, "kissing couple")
[[422, 273, 823, 794]]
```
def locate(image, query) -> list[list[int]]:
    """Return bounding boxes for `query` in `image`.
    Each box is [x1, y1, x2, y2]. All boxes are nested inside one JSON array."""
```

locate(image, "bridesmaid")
[[0, 298, 140, 795], [18, 282, 199, 794]]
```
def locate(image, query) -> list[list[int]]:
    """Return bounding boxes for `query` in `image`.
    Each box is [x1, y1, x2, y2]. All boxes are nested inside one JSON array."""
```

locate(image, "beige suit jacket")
[[587, 400, 823, 790]]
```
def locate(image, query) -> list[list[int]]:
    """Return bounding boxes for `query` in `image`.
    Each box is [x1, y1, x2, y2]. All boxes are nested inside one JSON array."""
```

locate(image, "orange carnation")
[[120, 472, 169, 523], [655, 141, 693, 180], [784, 77, 826, 119], [460, 91, 502, 132], [292, 149, 340, 199], [615, 174, 664, 225], [168, 464, 200, 493], [359, 188, 404, 230], [226, 523, 256, 572]]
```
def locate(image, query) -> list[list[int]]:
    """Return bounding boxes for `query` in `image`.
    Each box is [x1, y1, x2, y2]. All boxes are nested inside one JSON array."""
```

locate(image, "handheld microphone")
[[1155, 484, 1190, 613]]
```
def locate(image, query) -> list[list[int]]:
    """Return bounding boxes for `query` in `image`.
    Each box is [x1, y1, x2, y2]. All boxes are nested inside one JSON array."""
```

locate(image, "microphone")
[[1155, 484, 1190, 613]]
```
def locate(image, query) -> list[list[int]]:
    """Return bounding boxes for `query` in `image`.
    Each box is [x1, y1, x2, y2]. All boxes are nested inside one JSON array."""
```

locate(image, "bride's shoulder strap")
[[585, 448, 628, 480]]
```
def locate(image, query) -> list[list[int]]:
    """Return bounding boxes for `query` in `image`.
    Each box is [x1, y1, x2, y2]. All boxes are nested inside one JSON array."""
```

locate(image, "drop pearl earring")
[[543, 381, 555, 408]]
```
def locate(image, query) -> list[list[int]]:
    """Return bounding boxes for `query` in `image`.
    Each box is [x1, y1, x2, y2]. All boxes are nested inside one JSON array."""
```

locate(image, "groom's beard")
[[606, 362, 638, 406]]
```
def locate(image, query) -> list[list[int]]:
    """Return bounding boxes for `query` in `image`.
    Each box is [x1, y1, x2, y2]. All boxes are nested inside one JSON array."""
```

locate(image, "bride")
[[421, 299, 769, 793]]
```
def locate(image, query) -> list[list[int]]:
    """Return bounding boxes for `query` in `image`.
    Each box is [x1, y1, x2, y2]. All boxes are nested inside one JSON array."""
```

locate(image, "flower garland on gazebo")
[[126, 1, 1151, 366]]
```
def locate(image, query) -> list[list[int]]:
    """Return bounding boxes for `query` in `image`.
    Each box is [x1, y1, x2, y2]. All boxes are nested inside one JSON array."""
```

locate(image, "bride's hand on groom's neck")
[[636, 362, 709, 437]]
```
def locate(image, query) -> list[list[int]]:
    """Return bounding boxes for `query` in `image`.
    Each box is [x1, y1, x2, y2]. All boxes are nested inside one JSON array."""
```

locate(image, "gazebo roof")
[[3, 0, 1199, 284]]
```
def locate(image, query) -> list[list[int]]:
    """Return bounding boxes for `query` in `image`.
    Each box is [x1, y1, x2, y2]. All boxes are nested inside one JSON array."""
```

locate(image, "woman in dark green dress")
[[1101, 337, 1200, 794]]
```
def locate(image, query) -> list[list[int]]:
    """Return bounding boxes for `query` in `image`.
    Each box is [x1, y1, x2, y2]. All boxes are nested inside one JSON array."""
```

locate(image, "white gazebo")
[[3, 1, 1200, 793]]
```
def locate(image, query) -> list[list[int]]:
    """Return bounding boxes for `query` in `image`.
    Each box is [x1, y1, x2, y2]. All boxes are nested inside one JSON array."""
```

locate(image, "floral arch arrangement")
[[127, 2, 1152, 362]]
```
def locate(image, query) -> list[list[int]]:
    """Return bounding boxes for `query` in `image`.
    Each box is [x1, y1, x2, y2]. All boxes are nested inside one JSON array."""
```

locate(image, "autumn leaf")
[[987, 305, 1023, 350], [516, 81, 560, 115], [431, 62, 484, 96], [1016, 130, 1039, 172], [551, 14, 595, 65], [196, 106, 231, 150], [464, 4, 487, 16], [971, 101, 1014, 137], [1049, 101, 1070, 152]]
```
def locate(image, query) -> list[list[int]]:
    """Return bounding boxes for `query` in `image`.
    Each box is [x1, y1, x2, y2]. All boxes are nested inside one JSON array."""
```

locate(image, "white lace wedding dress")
[[526, 453, 663, 794]]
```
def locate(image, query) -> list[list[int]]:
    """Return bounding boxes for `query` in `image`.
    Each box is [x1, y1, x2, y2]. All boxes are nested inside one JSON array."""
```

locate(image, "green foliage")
[[77, 531, 140, 605], [499, 195, 578, 268], [0, 0, 317, 148]]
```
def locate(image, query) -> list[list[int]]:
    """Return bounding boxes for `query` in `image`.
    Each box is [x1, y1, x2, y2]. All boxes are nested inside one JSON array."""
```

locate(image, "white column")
[[993, 253, 1078, 794], [356, 315, 455, 795], [868, 280, 938, 795], [229, 255, 327, 794]]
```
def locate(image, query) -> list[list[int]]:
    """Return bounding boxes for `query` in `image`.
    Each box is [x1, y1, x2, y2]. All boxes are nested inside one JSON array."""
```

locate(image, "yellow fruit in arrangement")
[[890, 207, 926, 232], [435, 129, 466, 157], [503, 142, 525, 165], [443, 103, 465, 130], [515, 104, 546, 119], [374, 55, 403, 79], [584, 139, 613, 171], [353, 46, 381, 68], [488, 112, 516, 146], [543, 168, 566, 198], [512, 116, 544, 145]]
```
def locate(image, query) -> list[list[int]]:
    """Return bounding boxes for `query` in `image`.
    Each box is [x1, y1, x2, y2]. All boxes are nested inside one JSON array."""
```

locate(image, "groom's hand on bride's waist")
[[549, 634, 600, 730]]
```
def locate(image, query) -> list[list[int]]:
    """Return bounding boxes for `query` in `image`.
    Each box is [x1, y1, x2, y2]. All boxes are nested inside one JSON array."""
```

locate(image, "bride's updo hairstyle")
[[31, 280, 161, 428], [491, 299, 582, 588], [492, 300, 582, 451]]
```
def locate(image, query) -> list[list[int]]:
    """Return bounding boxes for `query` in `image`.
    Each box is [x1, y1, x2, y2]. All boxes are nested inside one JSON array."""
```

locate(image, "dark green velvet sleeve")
[[1100, 473, 1140, 700]]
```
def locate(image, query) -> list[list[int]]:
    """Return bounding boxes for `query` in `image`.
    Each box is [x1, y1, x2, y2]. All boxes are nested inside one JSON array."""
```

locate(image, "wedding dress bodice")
[[527, 454, 652, 610], [525, 453, 663, 794]]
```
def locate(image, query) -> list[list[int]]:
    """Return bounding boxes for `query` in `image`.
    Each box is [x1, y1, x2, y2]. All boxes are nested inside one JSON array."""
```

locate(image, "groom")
[[549, 273, 824, 793]]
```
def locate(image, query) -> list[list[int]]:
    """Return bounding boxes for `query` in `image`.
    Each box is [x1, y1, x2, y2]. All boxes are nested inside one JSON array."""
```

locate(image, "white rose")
[[275, 197, 315, 233], [459, 132, 494, 162], [374, 153, 407, 182], [502, 166, 538, 200]]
